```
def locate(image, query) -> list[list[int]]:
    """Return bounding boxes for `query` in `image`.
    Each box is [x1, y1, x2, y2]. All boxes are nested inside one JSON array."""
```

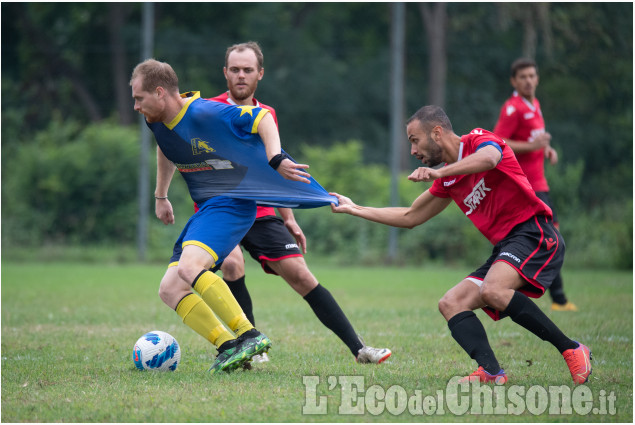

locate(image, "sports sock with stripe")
[[503, 291, 577, 353], [448, 310, 501, 375], [175, 293, 234, 348], [193, 270, 253, 336], [303, 284, 363, 356], [225, 275, 255, 326]]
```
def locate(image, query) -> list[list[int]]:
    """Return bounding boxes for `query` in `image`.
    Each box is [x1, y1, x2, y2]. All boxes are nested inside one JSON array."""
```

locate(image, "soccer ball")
[[133, 331, 181, 371]]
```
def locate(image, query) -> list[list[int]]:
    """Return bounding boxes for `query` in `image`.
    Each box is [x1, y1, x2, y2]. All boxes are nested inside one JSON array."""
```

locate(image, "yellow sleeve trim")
[[251, 109, 269, 134], [182, 240, 219, 265], [166, 91, 201, 130]]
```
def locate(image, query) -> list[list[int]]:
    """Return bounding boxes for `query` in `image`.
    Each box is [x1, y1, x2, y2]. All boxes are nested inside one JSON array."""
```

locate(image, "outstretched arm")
[[258, 113, 310, 183], [155, 146, 176, 225], [330, 190, 451, 229]]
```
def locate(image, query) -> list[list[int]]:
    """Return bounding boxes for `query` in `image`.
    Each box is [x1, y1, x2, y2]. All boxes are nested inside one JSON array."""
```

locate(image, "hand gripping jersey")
[[209, 92, 277, 219], [493, 91, 549, 191], [147, 92, 336, 208], [429, 129, 552, 245]]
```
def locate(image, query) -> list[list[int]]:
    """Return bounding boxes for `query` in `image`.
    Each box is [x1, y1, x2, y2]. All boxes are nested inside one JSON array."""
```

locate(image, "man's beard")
[[230, 84, 255, 101], [425, 136, 443, 167]]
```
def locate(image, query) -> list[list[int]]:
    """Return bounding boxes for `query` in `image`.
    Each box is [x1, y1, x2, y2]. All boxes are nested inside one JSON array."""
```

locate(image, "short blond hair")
[[225, 41, 264, 70], [130, 59, 179, 93]]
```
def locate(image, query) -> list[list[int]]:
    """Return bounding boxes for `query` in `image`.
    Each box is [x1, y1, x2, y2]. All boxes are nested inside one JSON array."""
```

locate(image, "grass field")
[[1, 261, 632, 422]]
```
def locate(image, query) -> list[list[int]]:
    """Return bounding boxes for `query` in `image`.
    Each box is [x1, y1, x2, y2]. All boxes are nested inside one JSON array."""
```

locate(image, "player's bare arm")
[[257, 113, 311, 184], [505, 132, 551, 154], [277, 207, 307, 253], [545, 145, 559, 165], [155, 146, 176, 225], [330, 190, 451, 229], [409, 145, 502, 183]]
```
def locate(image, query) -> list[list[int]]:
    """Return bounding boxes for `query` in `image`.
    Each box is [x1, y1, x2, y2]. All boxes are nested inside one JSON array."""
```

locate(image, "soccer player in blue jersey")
[[130, 58, 332, 374], [208, 42, 391, 365]]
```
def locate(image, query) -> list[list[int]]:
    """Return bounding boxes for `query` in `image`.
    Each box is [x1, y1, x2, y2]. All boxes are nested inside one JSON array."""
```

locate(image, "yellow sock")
[[193, 270, 254, 336], [175, 293, 234, 348]]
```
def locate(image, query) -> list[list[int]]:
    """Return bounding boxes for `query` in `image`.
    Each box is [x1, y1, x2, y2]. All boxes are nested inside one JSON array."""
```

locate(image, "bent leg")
[[159, 265, 234, 348], [267, 256, 317, 297], [180, 244, 253, 336], [270, 257, 363, 356], [440, 279, 501, 374], [481, 261, 577, 353]]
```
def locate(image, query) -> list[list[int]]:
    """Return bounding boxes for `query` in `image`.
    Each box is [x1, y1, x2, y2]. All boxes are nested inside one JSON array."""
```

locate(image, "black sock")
[[549, 274, 568, 305], [304, 284, 363, 356], [503, 291, 577, 353], [225, 276, 255, 326], [448, 311, 501, 374]]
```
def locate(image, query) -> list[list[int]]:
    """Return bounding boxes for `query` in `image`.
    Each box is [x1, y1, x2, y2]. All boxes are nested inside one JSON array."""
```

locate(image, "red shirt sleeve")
[[493, 100, 520, 139]]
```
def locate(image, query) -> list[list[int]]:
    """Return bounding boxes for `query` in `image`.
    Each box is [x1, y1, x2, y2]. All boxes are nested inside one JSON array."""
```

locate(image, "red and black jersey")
[[429, 128, 552, 245], [493, 91, 549, 191]]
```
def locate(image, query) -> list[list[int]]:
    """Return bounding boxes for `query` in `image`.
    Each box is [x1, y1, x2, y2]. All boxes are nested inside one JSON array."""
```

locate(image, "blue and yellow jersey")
[[147, 92, 336, 208]]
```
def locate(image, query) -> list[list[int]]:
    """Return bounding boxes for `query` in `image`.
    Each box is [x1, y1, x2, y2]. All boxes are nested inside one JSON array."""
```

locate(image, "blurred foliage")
[[1, 3, 632, 269], [2, 120, 140, 245]]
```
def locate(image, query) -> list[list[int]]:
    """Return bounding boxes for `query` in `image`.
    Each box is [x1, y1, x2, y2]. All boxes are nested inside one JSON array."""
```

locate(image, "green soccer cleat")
[[208, 339, 248, 375], [237, 329, 272, 358], [209, 330, 272, 375]]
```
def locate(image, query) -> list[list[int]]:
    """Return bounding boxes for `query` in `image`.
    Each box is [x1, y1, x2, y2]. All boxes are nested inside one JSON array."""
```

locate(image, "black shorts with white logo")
[[468, 215, 565, 320], [211, 215, 303, 275]]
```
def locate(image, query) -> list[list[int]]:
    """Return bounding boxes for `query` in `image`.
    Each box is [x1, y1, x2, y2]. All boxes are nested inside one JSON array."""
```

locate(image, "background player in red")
[[204, 41, 391, 364], [330, 105, 592, 384], [493, 58, 577, 312]]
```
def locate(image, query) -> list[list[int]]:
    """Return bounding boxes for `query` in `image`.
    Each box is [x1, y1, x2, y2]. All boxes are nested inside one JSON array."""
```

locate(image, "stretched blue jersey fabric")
[[147, 92, 337, 208]]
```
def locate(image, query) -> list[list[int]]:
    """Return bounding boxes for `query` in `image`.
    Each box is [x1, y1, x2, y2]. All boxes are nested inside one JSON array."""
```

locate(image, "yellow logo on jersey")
[[191, 138, 215, 155], [238, 105, 257, 117]]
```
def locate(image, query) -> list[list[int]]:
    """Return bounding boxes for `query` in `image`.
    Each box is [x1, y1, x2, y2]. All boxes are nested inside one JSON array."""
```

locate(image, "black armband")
[[269, 153, 291, 170]]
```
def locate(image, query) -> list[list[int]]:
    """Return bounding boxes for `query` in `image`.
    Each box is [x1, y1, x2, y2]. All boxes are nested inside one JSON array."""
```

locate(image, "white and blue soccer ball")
[[133, 331, 181, 371]]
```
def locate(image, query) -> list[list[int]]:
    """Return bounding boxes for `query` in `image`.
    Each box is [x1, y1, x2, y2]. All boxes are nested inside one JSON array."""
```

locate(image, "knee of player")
[[158, 283, 170, 304], [284, 265, 316, 287], [438, 294, 453, 316], [479, 285, 499, 307], [220, 258, 244, 279], [176, 265, 198, 286], [158, 277, 179, 307]]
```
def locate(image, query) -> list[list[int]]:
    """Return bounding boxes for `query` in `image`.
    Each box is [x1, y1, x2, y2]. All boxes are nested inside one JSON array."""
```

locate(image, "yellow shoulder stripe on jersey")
[[166, 91, 201, 130], [251, 109, 270, 134]]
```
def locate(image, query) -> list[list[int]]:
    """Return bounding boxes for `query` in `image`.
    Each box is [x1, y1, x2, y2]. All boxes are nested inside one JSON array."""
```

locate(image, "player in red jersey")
[[203, 42, 390, 364], [494, 58, 577, 312], [331, 105, 592, 384]]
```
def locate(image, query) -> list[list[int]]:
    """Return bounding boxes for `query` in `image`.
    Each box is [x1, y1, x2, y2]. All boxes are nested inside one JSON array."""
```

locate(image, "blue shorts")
[[169, 196, 257, 268]]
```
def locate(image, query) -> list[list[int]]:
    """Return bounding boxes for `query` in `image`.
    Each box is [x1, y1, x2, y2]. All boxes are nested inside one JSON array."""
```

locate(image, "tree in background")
[[1, 3, 631, 267]]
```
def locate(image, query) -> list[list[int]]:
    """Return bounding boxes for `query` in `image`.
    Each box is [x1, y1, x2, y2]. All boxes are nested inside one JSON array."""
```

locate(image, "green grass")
[[1, 261, 632, 422]]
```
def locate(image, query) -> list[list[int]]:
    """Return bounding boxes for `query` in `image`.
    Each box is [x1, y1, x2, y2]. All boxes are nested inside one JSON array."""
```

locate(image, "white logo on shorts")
[[500, 251, 521, 263]]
